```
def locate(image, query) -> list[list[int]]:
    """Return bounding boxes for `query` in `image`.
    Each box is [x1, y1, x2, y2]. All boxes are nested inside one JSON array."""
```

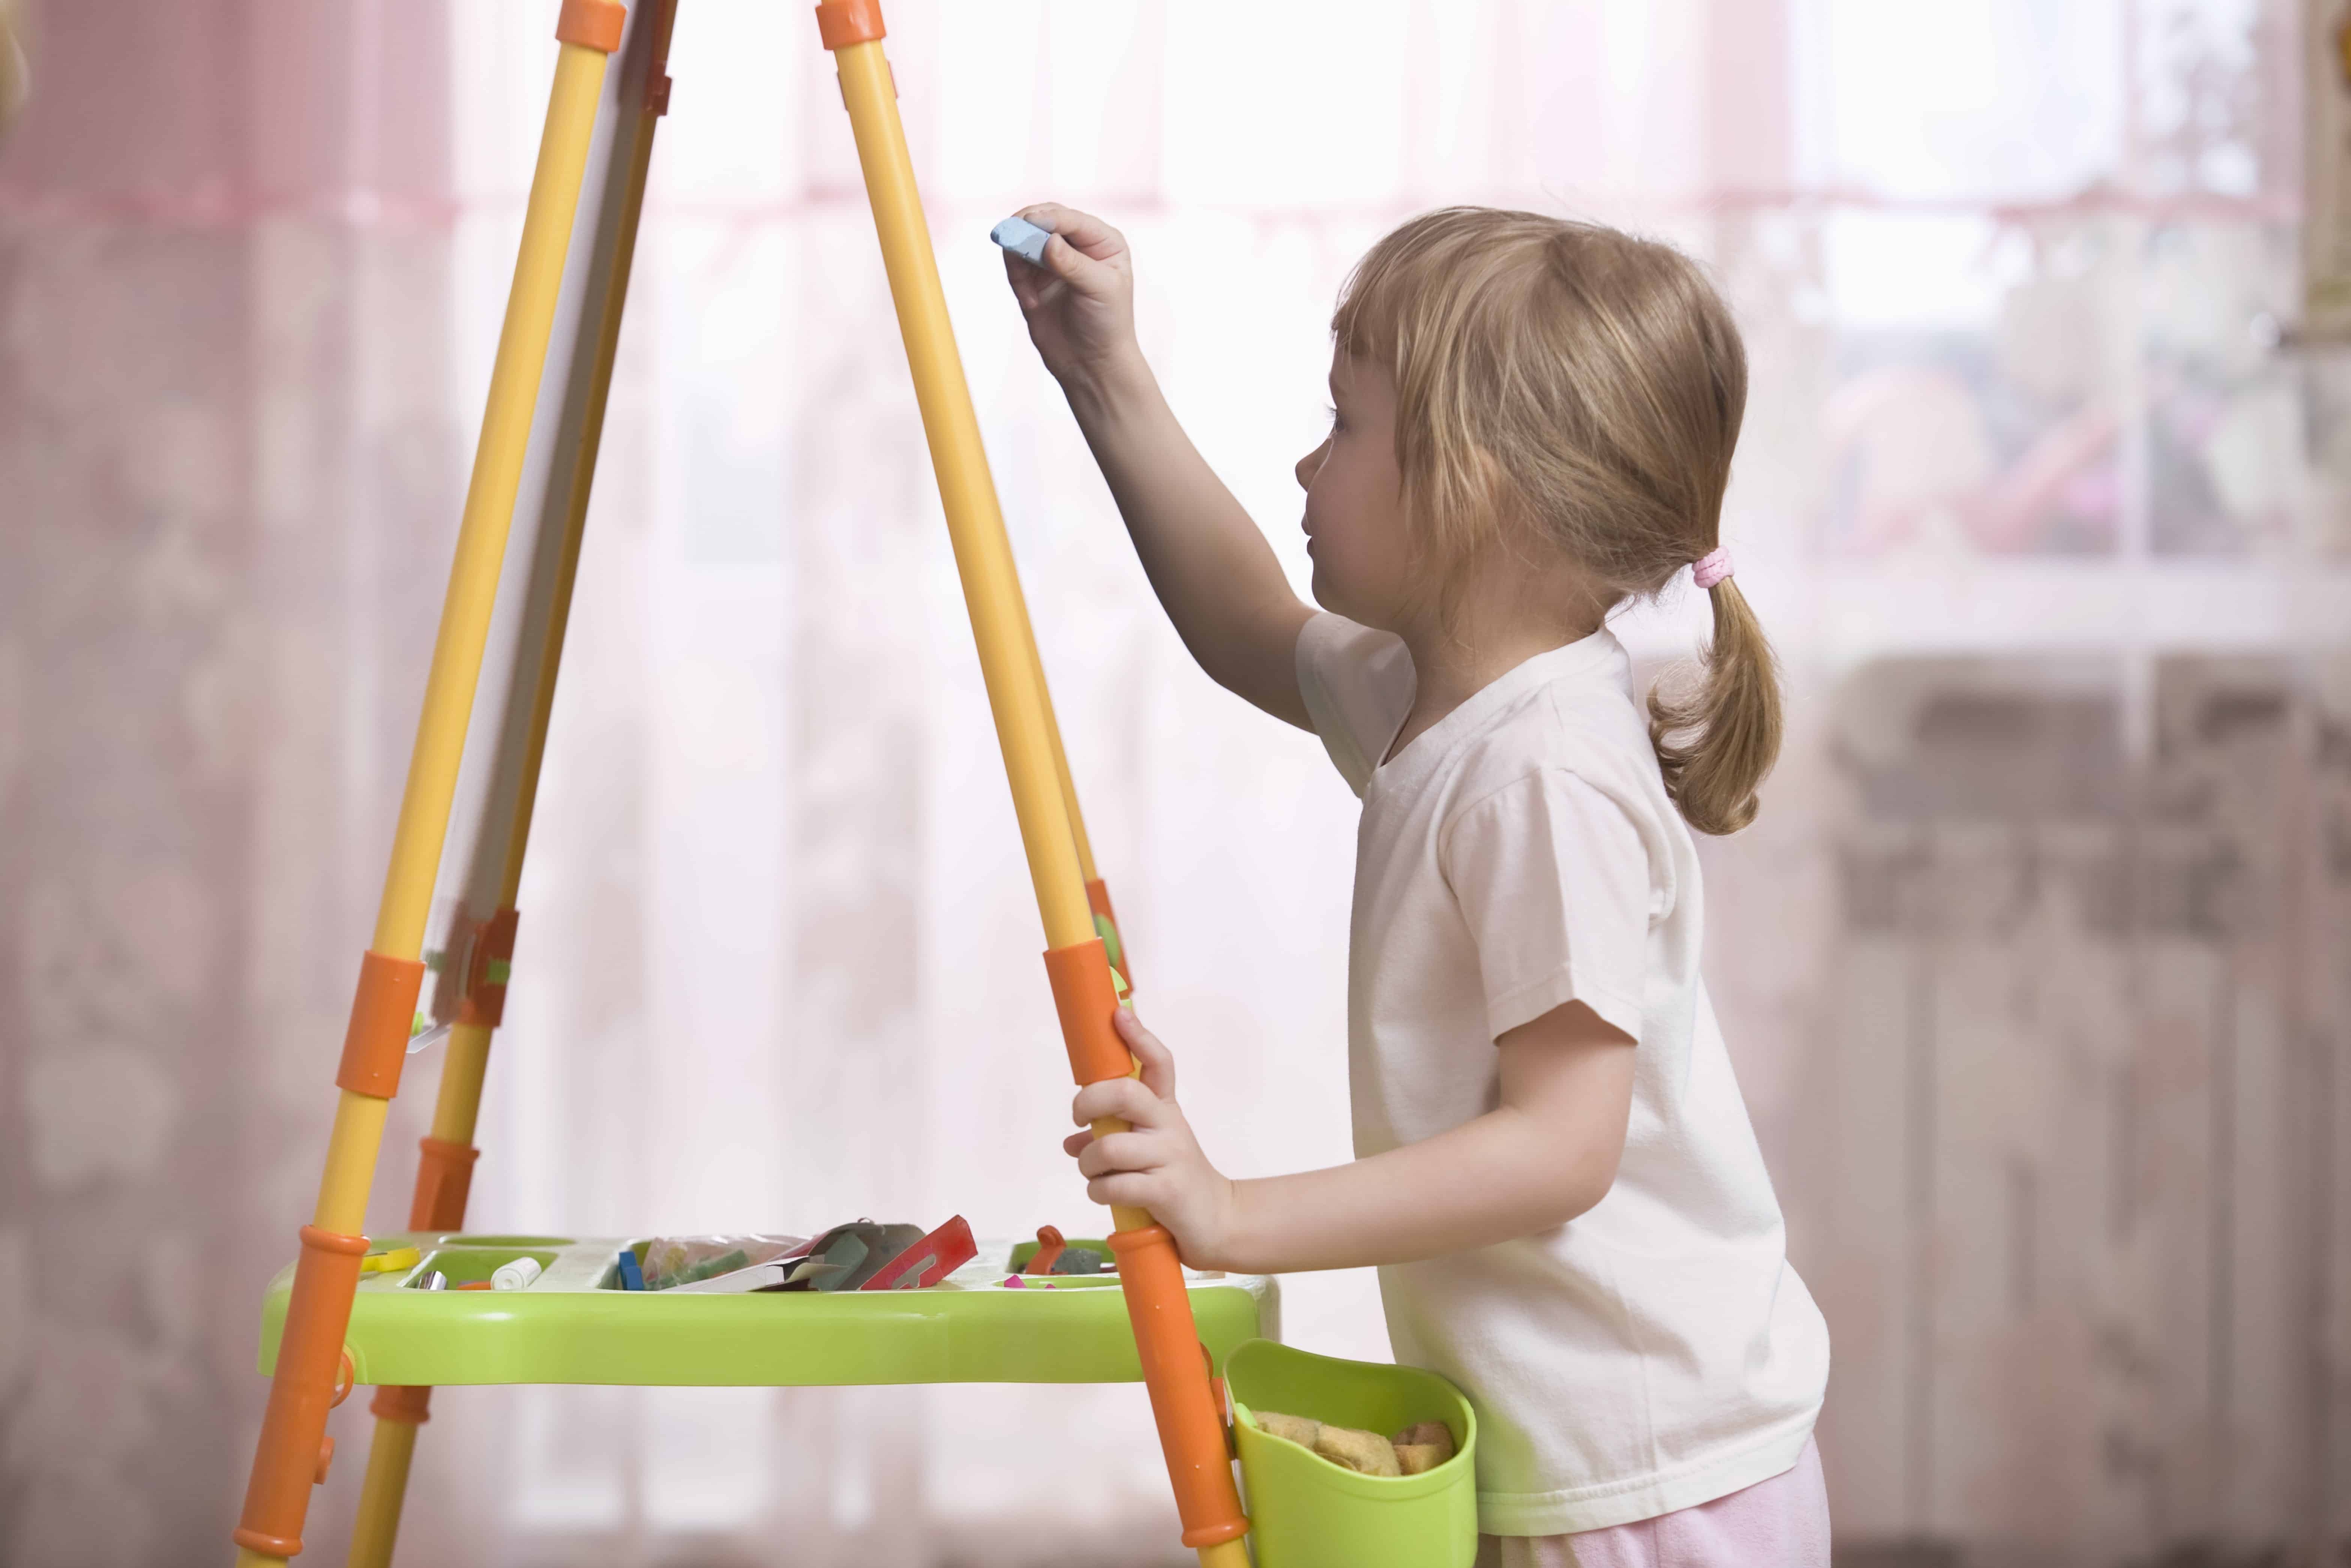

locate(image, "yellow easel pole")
[[1013, 591, 1134, 989], [344, 7, 674, 1566], [344, 1422, 417, 1568], [816, 4, 1245, 1561], [229, 8, 624, 1564]]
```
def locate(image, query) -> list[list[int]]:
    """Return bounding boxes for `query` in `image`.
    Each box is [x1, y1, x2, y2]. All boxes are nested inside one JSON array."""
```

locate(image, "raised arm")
[[1004, 203, 1314, 728]]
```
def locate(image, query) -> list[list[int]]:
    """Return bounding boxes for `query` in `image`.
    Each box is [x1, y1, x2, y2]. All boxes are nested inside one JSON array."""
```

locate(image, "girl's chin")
[[1309, 574, 1362, 624], [1310, 573, 1407, 635]]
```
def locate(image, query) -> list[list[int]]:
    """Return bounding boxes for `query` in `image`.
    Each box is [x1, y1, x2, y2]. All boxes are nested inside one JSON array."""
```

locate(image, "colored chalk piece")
[[616, 1250, 644, 1291], [990, 215, 1051, 266]]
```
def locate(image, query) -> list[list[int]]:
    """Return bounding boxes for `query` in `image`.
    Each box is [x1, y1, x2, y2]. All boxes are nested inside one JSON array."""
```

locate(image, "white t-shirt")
[[1295, 612, 1830, 1535]]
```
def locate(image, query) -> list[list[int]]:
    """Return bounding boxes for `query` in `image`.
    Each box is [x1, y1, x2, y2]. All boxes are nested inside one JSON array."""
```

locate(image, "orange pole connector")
[[816, 5, 1244, 1562]]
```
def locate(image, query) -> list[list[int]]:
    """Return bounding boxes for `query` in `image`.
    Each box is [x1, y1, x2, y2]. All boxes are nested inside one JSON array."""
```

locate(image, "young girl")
[[1002, 204, 1832, 1566]]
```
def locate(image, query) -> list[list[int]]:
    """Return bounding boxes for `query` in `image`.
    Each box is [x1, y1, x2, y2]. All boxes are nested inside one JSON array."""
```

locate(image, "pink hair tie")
[[1691, 547, 1733, 590]]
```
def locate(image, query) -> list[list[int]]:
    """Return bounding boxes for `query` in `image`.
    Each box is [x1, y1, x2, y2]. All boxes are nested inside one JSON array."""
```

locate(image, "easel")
[[224, 3, 1249, 1563]]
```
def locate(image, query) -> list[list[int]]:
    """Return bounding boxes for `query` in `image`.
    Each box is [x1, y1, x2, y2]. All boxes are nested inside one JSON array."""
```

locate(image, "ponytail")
[[1647, 578, 1781, 836]]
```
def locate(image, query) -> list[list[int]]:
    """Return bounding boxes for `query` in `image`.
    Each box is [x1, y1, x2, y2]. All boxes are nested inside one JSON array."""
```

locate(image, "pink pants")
[[1475, 1438, 1829, 1568]]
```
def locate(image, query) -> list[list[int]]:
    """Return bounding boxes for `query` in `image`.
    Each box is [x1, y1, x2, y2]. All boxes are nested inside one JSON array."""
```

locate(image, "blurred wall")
[[2, 2, 2347, 1566]]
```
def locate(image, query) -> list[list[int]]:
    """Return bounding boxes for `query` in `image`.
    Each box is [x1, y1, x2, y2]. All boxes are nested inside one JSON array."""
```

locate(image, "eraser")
[[991, 215, 1052, 267]]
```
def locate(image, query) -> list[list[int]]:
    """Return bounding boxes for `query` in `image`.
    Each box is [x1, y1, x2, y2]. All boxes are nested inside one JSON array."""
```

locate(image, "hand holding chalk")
[[994, 203, 1140, 392]]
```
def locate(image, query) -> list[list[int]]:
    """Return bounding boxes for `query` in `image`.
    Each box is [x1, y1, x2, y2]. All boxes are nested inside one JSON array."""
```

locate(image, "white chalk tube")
[[491, 1256, 543, 1291]]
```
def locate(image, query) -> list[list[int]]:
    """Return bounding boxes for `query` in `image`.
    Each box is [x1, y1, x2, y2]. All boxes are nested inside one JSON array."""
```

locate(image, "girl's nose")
[[1295, 440, 1328, 491]]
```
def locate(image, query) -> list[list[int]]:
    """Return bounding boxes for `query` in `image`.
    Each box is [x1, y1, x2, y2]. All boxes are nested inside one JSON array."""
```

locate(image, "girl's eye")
[[1325, 403, 1342, 432]]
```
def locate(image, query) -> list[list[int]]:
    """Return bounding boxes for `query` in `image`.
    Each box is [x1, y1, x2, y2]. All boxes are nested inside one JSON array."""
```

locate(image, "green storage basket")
[[1227, 1339, 1478, 1568]]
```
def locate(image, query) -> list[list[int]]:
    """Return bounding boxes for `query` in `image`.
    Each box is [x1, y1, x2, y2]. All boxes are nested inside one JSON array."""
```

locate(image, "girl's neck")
[[1383, 552, 1613, 762]]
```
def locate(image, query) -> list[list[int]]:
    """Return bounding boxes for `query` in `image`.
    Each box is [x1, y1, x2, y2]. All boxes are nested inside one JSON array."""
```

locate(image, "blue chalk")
[[616, 1249, 645, 1290], [992, 215, 1053, 267]]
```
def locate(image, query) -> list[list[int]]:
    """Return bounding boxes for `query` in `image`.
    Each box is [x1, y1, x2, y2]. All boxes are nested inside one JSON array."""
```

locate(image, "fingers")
[[1031, 232, 1121, 305], [1040, 234, 1098, 289], [1003, 243, 1070, 319], [1072, 1074, 1162, 1131], [1086, 1172, 1165, 1210], [1062, 1127, 1095, 1158], [1003, 246, 1046, 309], [1007, 201, 1122, 300], [1114, 1007, 1176, 1098], [1075, 1128, 1156, 1181], [1017, 202, 1125, 261]]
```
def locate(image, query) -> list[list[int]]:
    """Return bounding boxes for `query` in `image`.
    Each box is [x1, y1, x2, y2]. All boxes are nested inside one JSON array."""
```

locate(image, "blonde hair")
[[1332, 206, 1780, 836]]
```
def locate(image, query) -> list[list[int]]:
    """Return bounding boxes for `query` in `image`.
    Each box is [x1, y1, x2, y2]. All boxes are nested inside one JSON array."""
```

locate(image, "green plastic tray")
[[258, 1233, 1278, 1388]]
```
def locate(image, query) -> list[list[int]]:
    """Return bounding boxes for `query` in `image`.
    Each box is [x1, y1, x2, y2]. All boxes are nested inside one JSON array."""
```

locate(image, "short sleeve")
[[1295, 612, 1415, 797], [1440, 770, 1651, 1046]]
